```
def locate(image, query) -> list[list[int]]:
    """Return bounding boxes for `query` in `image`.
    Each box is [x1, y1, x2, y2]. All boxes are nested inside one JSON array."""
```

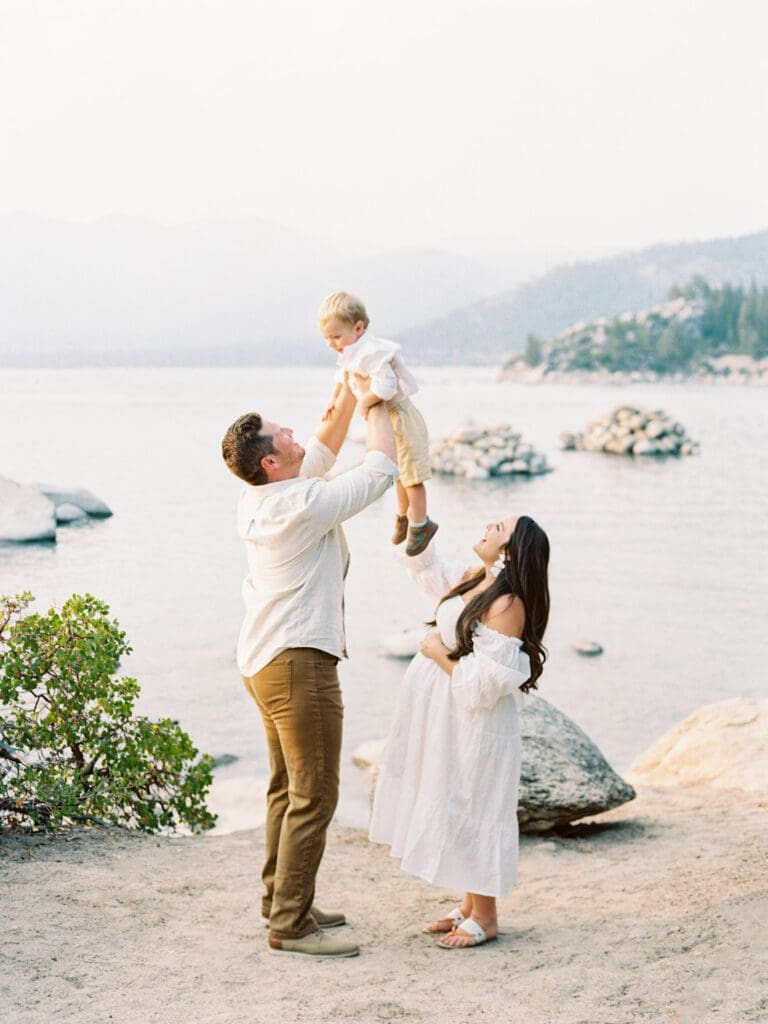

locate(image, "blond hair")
[[317, 291, 370, 329]]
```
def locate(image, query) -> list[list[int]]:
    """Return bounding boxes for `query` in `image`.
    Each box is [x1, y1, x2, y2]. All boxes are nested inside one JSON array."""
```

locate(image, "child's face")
[[321, 317, 365, 354]]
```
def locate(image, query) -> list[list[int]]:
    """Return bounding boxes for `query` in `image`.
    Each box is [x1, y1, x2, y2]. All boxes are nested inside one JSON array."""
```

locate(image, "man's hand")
[[351, 373, 385, 419], [357, 391, 382, 419]]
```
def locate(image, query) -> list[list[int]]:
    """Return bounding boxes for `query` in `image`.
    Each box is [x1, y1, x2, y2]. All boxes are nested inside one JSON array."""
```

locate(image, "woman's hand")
[[420, 629, 449, 663]]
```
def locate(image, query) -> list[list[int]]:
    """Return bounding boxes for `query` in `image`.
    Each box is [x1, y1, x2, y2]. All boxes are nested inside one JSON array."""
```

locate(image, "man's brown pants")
[[243, 648, 343, 940]]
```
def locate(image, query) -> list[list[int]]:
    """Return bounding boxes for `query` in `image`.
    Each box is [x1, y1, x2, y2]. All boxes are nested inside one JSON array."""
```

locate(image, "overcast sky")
[[1, 0, 766, 254]]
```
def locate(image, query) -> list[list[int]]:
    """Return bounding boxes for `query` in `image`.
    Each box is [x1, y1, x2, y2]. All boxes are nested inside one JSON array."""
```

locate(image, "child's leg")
[[391, 481, 409, 545], [395, 479, 409, 516], [406, 483, 426, 524]]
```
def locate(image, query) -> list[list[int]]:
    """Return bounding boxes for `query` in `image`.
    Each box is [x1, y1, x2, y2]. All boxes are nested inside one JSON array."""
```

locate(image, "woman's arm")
[[420, 630, 456, 675], [421, 623, 531, 710], [402, 545, 475, 604]]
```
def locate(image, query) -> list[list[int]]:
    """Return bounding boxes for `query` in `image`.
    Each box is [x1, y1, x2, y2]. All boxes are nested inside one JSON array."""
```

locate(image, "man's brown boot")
[[268, 929, 360, 959], [261, 905, 346, 929]]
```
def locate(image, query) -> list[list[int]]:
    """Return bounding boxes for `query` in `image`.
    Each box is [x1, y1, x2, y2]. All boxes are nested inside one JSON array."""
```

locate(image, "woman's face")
[[474, 514, 518, 564]]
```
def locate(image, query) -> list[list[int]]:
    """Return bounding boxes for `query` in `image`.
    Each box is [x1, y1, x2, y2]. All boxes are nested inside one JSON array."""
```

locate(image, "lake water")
[[1, 367, 766, 832]]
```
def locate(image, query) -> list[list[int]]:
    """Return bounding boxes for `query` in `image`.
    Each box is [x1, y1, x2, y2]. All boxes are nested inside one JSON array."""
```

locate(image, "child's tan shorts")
[[389, 397, 431, 488]]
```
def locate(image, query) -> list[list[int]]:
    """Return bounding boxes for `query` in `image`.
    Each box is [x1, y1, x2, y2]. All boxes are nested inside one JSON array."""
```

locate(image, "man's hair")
[[317, 291, 370, 329], [221, 413, 274, 486]]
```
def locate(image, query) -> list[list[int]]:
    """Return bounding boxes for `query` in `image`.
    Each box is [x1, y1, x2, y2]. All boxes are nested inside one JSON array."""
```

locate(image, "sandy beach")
[[2, 784, 766, 1024]]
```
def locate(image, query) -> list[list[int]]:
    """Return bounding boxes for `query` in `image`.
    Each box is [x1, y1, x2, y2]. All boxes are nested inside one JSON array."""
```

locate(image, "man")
[[221, 378, 397, 958]]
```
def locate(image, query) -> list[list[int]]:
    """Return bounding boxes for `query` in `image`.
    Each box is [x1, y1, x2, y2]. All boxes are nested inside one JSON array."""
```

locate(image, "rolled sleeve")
[[300, 437, 337, 479], [304, 450, 398, 534]]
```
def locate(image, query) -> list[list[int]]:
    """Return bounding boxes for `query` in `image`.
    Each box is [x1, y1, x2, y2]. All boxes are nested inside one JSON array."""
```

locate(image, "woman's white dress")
[[369, 546, 531, 898]]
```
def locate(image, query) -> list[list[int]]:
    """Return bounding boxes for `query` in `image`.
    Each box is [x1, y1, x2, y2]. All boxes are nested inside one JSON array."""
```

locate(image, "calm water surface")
[[1, 368, 766, 830]]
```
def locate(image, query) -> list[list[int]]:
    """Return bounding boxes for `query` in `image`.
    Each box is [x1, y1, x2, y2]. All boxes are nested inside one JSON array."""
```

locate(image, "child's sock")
[[409, 519, 427, 529]]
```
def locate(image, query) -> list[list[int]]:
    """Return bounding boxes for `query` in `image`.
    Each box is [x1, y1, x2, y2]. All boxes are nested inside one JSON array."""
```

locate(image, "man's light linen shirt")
[[237, 436, 397, 678]]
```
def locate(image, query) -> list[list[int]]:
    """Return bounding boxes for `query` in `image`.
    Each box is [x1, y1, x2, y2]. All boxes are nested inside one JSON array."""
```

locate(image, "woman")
[[369, 513, 550, 949]]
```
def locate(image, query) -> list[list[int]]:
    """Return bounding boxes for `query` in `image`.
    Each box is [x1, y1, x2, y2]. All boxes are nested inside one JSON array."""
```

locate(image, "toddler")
[[318, 291, 438, 557]]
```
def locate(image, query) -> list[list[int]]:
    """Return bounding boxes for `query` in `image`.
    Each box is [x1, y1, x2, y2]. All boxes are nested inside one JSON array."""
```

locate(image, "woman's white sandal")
[[423, 906, 465, 934], [437, 916, 495, 949]]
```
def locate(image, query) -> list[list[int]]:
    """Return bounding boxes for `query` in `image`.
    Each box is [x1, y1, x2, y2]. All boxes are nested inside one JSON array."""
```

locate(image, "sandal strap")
[[454, 917, 486, 942], [444, 907, 465, 925]]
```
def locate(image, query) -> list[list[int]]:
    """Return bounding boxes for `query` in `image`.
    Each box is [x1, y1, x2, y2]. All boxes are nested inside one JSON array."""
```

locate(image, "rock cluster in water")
[[430, 420, 550, 479], [0, 476, 112, 543], [353, 695, 635, 833], [560, 405, 699, 456]]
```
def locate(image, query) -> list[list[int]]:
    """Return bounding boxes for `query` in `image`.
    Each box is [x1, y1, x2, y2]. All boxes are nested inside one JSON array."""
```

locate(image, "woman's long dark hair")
[[432, 515, 550, 692]]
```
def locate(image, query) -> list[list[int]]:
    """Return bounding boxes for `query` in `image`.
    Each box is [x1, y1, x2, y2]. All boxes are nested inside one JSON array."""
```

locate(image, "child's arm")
[[322, 380, 345, 422]]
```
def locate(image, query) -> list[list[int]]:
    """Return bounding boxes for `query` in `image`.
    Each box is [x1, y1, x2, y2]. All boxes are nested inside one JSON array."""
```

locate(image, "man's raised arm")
[[364, 401, 397, 464]]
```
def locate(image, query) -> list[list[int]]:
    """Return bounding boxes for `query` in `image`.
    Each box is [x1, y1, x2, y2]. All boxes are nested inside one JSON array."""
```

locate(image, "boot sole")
[[261, 917, 345, 929], [267, 946, 360, 959]]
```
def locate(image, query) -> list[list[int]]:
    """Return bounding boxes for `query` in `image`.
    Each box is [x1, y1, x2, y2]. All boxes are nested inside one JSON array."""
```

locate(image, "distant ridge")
[[0, 214, 559, 368], [397, 229, 768, 363], [2, 215, 766, 367]]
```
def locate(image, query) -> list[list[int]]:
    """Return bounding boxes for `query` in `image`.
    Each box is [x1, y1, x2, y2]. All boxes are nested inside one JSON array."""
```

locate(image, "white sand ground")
[[2, 785, 766, 1024]]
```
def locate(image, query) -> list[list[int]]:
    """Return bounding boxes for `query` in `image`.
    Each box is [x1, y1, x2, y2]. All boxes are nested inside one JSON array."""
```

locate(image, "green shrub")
[[0, 593, 216, 833]]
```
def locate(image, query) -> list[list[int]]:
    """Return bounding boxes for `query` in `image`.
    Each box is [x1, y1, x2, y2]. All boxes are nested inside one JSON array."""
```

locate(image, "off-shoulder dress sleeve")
[[399, 542, 471, 604], [449, 624, 532, 712]]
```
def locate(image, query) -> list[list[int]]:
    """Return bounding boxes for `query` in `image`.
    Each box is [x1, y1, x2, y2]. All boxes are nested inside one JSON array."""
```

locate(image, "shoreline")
[[496, 367, 768, 386], [3, 784, 766, 1024]]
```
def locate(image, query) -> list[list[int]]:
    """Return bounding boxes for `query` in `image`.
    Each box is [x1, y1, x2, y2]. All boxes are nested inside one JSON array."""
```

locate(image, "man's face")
[[259, 419, 305, 477], [321, 317, 365, 354]]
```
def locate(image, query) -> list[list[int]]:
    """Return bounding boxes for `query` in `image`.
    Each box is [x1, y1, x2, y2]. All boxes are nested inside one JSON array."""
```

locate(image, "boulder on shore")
[[431, 419, 551, 479], [55, 503, 88, 524], [33, 485, 113, 518], [0, 476, 57, 543], [378, 628, 424, 659], [518, 696, 635, 831], [352, 695, 635, 833], [627, 698, 768, 794], [0, 477, 113, 543]]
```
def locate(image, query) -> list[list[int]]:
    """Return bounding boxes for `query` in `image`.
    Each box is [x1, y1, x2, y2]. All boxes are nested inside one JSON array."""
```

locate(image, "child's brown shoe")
[[405, 518, 438, 556], [391, 514, 409, 545]]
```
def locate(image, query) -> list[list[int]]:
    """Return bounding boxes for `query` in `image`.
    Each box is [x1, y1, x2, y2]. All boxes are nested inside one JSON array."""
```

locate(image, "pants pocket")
[[252, 659, 293, 713]]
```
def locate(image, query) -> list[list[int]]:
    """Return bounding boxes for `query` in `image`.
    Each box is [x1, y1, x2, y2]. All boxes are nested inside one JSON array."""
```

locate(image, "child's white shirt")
[[334, 332, 419, 402]]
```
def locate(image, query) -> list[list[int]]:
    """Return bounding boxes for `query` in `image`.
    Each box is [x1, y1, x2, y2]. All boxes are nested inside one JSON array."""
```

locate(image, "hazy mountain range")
[[0, 214, 567, 367], [1, 213, 766, 367]]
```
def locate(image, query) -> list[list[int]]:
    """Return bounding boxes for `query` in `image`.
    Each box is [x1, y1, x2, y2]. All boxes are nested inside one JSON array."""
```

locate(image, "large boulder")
[[0, 476, 57, 543], [353, 695, 635, 833], [627, 698, 768, 794], [518, 696, 636, 832], [561, 404, 699, 456], [33, 485, 113, 518], [431, 419, 551, 479]]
